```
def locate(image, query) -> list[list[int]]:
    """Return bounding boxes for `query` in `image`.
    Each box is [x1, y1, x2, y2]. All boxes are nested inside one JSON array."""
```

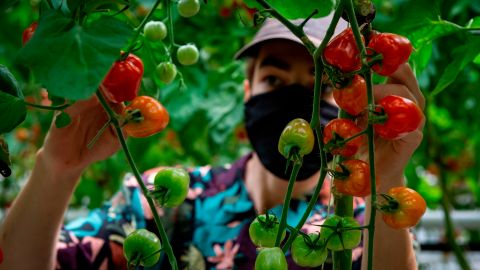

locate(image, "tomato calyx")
[[257, 211, 279, 229], [149, 186, 170, 206], [377, 193, 400, 212], [324, 130, 366, 154], [328, 163, 351, 180], [368, 106, 388, 124], [128, 249, 163, 268], [123, 108, 144, 123]]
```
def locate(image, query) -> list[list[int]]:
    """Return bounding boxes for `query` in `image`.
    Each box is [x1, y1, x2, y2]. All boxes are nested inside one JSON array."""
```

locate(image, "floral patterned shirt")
[[56, 153, 365, 270]]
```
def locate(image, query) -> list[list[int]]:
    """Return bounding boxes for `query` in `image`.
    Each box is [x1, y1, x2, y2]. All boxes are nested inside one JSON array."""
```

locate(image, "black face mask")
[[244, 84, 339, 181]]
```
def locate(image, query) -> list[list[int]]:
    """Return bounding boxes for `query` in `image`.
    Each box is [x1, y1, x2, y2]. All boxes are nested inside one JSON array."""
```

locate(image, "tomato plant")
[[333, 75, 367, 116], [323, 118, 364, 158], [177, 0, 201, 18], [123, 229, 161, 267], [334, 159, 371, 197], [144, 21, 167, 41], [22, 21, 38, 46], [291, 233, 328, 267], [122, 96, 170, 138], [373, 95, 423, 140], [176, 44, 199, 66], [380, 187, 427, 229], [249, 214, 285, 248], [278, 118, 314, 159], [323, 28, 364, 72], [150, 167, 190, 207], [368, 32, 412, 76], [254, 247, 288, 270], [320, 215, 362, 251], [156, 62, 177, 84], [100, 53, 144, 103]]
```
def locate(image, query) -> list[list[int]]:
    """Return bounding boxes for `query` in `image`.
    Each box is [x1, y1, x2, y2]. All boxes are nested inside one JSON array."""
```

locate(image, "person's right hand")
[[38, 96, 123, 178]]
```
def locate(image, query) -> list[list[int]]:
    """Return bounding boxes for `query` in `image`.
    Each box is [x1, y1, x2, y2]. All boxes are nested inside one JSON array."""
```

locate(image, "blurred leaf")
[[55, 111, 71, 128], [0, 91, 26, 134], [17, 10, 132, 100], [0, 65, 22, 98], [409, 19, 464, 49], [244, 0, 333, 18], [0, 0, 19, 11], [467, 16, 480, 27], [410, 43, 433, 75]]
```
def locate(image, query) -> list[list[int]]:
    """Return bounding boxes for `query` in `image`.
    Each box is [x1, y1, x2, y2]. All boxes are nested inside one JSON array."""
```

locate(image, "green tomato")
[[291, 233, 328, 267], [152, 167, 190, 207], [123, 229, 161, 267], [320, 215, 361, 251], [176, 44, 199, 66], [177, 0, 200, 18], [278, 118, 315, 158], [156, 62, 177, 84], [255, 247, 288, 270], [249, 214, 286, 247], [143, 21, 167, 41]]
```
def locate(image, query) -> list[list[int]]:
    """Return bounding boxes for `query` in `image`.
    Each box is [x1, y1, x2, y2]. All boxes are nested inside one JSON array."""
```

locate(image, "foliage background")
[[0, 0, 480, 247]]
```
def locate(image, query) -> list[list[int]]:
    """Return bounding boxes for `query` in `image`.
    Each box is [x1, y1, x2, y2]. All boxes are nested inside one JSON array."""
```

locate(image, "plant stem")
[[275, 159, 302, 247], [24, 101, 71, 111], [95, 91, 178, 270], [165, 0, 176, 49]]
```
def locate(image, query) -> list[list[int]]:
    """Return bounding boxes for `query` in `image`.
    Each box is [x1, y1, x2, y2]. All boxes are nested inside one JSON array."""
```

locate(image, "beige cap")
[[235, 15, 349, 59]]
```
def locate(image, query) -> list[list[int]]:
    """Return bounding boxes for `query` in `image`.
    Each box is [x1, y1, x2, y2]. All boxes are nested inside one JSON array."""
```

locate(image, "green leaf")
[[17, 10, 133, 100], [0, 91, 27, 134], [0, 0, 18, 10], [0, 65, 23, 98], [244, 0, 334, 18], [55, 111, 72, 128], [408, 19, 464, 49], [467, 16, 480, 28], [430, 38, 480, 97]]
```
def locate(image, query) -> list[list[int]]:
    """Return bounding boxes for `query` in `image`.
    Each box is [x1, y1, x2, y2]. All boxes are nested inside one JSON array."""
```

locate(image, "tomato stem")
[[87, 119, 112, 149], [95, 90, 179, 270], [23, 101, 72, 111], [165, 0, 177, 49]]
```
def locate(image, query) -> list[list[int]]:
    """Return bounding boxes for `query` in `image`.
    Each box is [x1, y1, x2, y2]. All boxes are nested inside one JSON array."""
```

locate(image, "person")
[[0, 14, 424, 270]]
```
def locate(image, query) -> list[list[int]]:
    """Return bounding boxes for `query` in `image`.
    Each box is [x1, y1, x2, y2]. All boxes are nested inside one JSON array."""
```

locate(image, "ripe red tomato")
[[324, 28, 364, 72], [22, 21, 38, 46], [373, 95, 423, 140], [278, 118, 315, 159], [323, 119, 364, 158], [100, 53, 144, 103], [381, 187, 427, 229], [368, 33, 413, 76], [333, 75, 367, 116], [123, 96, 169, 138], [334, 159, 371, 197]]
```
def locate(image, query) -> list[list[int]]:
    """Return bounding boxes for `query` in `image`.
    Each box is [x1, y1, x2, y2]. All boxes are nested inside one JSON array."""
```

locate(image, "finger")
[[373, 83, 418, 104], [386, 63, 425, 110]]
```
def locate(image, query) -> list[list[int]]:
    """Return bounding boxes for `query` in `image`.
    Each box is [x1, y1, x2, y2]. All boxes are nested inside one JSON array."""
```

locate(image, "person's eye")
[[264, 75, 284, 88]]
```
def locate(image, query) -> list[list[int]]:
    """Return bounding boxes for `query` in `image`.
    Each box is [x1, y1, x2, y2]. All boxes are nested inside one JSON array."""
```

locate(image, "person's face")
[[246, 40, 316, 99]]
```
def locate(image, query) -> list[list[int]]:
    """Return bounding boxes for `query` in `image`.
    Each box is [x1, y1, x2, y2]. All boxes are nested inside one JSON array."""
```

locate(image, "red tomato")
[[381, 187, 427, 229], [373, 95, 423, 140], [100, 53, 144, 103], [323, 119, 364, 158], [22, 21, 38, 46], [334, 159, 371, 197], [123, 96, 169, 138], [324, 28, 364, 72], [368, 33, 413, 76], [333, 75, 367, 116]]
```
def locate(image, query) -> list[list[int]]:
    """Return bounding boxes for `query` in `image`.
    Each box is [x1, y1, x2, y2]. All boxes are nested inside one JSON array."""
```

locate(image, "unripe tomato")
[[22, 21, 38, 46], [176, 44, 199, 66], [123, 96, 169, 138], [334, 159, 371, 197], [333, 75, 367, 116], [381, 187, 427, 229], [156, 62, 177, 84], [323, 119, 364, 158], [254, 247, 287, 270], [320, 215, 361, 251], [151, 167, 190, 207], [373, 95, 423, 140], [100, 53, 144, 103], [177, 0, 200, 18], [144, 21, 167, 41], [291, 233, 328, 267], [123, 229, 161, 267], [278, 118, 314, 159], [249, 214, 286, 248], [324, 28, 364, 72], [368, 33, 413, 76]]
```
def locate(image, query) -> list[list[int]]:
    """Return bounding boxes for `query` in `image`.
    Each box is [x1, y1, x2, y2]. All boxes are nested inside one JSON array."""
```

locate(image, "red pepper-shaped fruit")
[[380, 187, 427, 229], [22, 21, 38, 46], [323, 119, 364, 158], [123, 96, 169, 138], [333, 75, 367, 116], [373, 95, 423, 140], [368, 33, 413, 76], [334, 159, 371, 197], [324, 28, 364, 72], [100, 53, 144, 103]]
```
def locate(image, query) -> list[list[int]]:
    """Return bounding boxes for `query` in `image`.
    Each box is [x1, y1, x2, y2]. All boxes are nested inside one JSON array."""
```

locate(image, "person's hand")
[[359, 64, 425, 191], [38, 96, 123, 178]]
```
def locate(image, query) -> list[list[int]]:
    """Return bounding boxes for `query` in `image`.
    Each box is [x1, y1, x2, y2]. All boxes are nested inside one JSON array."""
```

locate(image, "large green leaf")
[[408, 19, 464, 50], [0, 91, 26, 134], [0, 65, 23, 98], [17, 10, 132, 100], [244, 0, 334, 18]]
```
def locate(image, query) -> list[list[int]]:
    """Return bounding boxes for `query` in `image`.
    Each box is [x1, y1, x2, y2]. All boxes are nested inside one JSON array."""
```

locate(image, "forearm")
[[361, 176, 417, 270], [0, 150, 82, 270]]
